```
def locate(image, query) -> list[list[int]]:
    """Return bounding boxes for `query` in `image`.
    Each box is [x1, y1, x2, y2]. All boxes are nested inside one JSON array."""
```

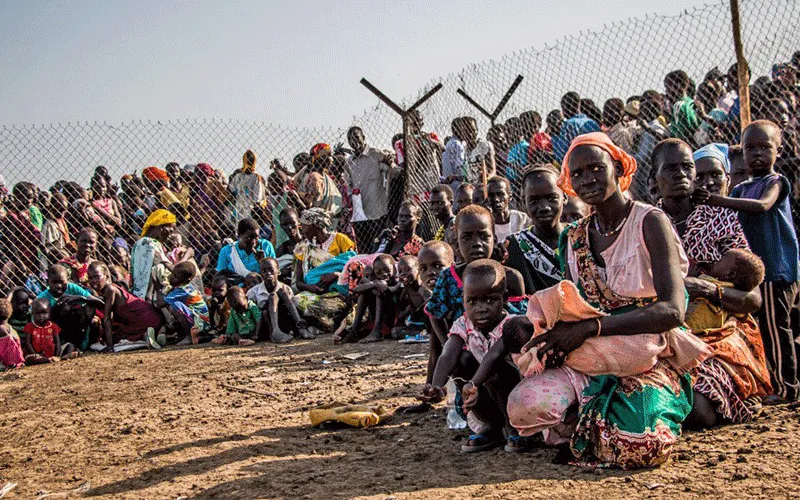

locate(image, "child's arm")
[[422, 335, 464, 402], [468, 337, 508, 389], [352, 279, 381, 294], [386, 281, 403, 294], [698, 180, 783, 213], [101, 287, 117, 351], [428, 317, 449, 345], [23, 330, 35, 356], [252, 308, 263, 342], [53, 330, 62, 360], [225, 315, 237, 338]]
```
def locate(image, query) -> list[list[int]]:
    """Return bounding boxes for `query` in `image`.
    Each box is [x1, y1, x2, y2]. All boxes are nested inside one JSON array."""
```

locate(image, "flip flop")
[[461, 434, 503, 453]]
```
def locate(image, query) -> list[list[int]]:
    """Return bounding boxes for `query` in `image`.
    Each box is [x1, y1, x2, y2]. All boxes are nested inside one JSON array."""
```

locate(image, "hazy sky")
[[1, 0, 713, 129]]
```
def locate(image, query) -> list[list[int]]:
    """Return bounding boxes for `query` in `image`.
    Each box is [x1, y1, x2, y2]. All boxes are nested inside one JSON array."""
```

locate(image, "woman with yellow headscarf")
[[131, 209, 179, 302], [229, 149, 267, 223]]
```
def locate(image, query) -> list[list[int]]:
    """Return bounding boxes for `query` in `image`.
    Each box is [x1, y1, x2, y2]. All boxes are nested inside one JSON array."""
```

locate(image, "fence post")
[[730, 0, 751, 129]]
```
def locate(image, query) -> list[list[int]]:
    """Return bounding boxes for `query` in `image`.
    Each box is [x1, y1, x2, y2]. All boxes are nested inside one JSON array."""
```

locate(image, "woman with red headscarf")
[[505, 132, 708, 468]]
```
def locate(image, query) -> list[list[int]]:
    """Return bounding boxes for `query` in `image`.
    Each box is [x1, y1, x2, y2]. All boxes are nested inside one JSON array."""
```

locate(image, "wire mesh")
[[0, 0, 798, 294]]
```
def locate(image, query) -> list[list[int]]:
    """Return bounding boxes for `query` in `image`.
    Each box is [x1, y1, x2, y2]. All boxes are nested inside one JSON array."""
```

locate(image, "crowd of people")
[[1, 57, 800, 469]]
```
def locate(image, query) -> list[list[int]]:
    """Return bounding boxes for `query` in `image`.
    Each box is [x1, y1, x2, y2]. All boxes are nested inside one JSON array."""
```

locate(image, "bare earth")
[[1, 338, 799, 499]]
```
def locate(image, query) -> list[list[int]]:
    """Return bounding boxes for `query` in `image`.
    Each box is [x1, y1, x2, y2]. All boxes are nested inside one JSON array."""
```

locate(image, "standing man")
[[552, 91, 601, 164], [346, 126, 399, 251], [394, 110, 444, 240]]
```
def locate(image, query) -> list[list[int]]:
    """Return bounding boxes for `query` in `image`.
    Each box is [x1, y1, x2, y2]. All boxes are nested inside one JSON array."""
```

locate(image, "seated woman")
[[293, 208, 356, 333], [505, 165, 565, 294], [131, 209, 180, 303], [374, 201, 425, 258], [215, 217, 276, 285], [506, 132, 702, 469], [653, 139, 772, 424], [87, 261, 164, 352]]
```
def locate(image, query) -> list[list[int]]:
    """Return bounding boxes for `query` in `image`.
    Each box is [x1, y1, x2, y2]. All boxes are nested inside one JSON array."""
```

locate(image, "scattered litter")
[[309, 401, 390, 428], [645, 482, 665, 490], [402, 354, 426, 359], [34, 481, 90, 499], [220, 383, 278, 399], [322, 359, 334, 365], [0, 483, 17, 499], [341, 352, 369, 360], [398, 333, 429, 344]]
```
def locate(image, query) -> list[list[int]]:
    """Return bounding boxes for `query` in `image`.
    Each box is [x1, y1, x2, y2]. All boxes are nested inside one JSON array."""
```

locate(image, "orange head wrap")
[[142, 166, 169, 182], [556, 132, 637, 197]]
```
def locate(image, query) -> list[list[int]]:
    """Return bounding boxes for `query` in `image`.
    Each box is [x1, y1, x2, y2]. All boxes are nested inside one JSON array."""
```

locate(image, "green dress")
[[559, 215, 693, 468]]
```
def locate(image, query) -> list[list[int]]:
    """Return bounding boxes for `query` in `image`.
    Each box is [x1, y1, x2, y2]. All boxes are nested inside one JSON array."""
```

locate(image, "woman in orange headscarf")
[[506, 132, 705, 468]]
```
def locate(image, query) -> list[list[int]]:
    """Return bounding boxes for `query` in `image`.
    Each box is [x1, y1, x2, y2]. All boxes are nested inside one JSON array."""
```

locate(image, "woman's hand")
[[523, 320, 596, 368], [316, 273, 338, 288], [684, 276, 717, 301]]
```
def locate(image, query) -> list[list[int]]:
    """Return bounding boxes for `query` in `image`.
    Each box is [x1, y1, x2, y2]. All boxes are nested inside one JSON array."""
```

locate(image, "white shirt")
[[494, 210, 531, 244]]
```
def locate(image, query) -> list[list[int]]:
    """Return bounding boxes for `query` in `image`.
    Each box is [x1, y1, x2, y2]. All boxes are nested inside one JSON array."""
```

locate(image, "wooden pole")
[[359, 79, 442, 199], [730, 0, 751, 129], [456, 89, 495, 122], [491, 75, 525, 120]]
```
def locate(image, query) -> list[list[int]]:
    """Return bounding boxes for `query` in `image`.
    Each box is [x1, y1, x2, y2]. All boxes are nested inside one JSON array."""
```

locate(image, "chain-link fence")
[[0, 0, 798, 295]]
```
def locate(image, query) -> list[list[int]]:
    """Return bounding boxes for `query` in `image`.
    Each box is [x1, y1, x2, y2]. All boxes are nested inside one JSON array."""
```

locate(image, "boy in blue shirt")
[[695, 120, 800, 402]]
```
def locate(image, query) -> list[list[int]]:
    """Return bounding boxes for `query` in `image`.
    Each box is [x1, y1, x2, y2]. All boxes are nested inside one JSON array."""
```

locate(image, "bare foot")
[[298, 328, 315, 340], [270, 331, 293, 343], [211, 336, 227, 345], [190, 326, 200, 345], [333, 320, 348, 338], [359, 330, 383, 344], [238, 339, 256, 346]]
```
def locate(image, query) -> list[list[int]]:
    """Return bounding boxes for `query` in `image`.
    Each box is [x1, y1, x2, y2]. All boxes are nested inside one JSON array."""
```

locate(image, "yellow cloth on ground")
[[309, 402, 389, 428]]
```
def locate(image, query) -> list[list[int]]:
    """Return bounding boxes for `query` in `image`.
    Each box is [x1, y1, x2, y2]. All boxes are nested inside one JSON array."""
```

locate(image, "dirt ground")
[[1, 337, 800, 500]]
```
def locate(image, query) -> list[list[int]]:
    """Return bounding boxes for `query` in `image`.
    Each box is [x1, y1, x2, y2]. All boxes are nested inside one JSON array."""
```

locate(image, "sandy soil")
[[1, 337, 799, 499]]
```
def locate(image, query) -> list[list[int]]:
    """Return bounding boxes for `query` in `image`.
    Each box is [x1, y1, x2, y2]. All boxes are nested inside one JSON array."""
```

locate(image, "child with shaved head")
[[420, 259, 521, 453]]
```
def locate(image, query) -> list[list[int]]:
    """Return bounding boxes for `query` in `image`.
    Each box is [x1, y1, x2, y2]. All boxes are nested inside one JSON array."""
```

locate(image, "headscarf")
[[143, 166, 169, 182], [299, 207, 331, 230], [140, 209, 176, 237], [693, 143, 731, 173], [310, 143, 332, 161], [112, 237, 130, 252], [242, 150, 257, 174], [196, 163, 215, 177], [557, 132, 638, 197]]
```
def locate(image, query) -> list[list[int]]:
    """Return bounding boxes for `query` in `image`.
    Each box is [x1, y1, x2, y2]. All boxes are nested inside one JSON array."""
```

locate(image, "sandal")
[[461, 434, 503, 453]]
